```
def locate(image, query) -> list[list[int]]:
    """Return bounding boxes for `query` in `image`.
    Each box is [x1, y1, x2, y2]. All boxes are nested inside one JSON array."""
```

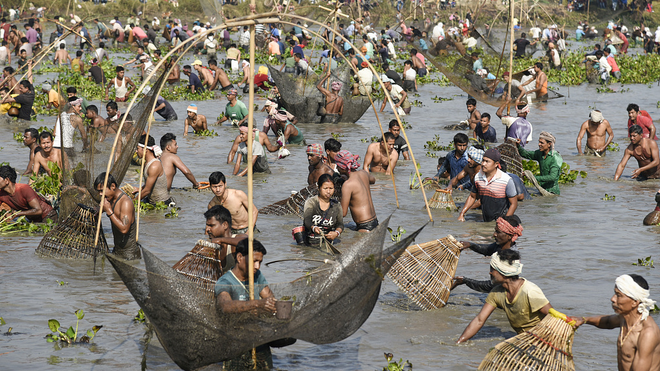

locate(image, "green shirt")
[[225, 100, 248, 123], [517, 144, 562, 195], [285, 57, 296, 68], [214, 269, 269, 300]]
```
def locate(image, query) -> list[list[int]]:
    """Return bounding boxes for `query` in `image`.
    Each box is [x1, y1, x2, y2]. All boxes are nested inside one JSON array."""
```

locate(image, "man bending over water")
[[572, 274, 660, 371], [615, 125, 660, 181], [204, 205, 247, 272], [159, 133, 199, 190], [576, 110, 613, 156], [208, 171, 258, 234], [364, 132, 398, 175], [0, 165, 56, 222], [95, 172, 140, 260], [335, 150, 378, 232]]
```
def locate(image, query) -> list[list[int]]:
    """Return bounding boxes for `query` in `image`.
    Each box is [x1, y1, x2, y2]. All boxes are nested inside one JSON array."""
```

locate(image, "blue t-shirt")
[[214, 270, 269, 300], [475, 123, 497, 143], [436, 149, 468, 179], [188, 72, 204, 90]]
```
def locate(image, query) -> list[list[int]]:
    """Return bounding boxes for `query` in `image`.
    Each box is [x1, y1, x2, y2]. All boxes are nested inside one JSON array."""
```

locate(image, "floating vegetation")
[[596, 85, 630, 94], [360, 136, 380, 143], [331, 132, 345, 140], [632, 256, 655, 268], [45, 310, 102, 344], [0, 211, 55, 234], [160, 84, 215, 101], [424, 135, 454, 152], [195, 129, 218, 137], [425, 151, 438, 158], [410, 99, 423, 107], [521, 160, 586, 185], [602, 194, 616, 201], [607, 142, 620, 152], [164, 206, 181, 218], [134, 309, 146, 323], [387, 226, 407, 243], [30, 162, 63, 197], [382, 352, 413, 371], [431, 95, 453, 103]]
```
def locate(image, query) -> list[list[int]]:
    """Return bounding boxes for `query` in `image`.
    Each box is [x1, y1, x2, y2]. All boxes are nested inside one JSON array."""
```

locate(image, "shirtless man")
[[316, 71, 344, 123], [166, 58, 181, 85], [105, 66, 136, 102], [572, 274, 660, 371], [364, 132, 398, 175], [306, 143, 333, 185], [0, 66, 17, 89], [22, 128, 42, 175], [94, 172, 141, 260], [32, 131, 62, 176], [85, 105, 108, 142], [53, 43, 70, 65], [159, 133, 199, 190], [615, 125, 660, 181], [466, 98, 481, 131], [576, 110, 614, 156], [226, 126, 280, 164], [204, 205, 247, 271], [208, 59, 233, 91], [183, 104, 207, 136], [520, 62, 548, 102], [207, 171, 258, 234], [191, 59, 214, 89], [135, 134, 172, 204], [335, 150, 378, 232]]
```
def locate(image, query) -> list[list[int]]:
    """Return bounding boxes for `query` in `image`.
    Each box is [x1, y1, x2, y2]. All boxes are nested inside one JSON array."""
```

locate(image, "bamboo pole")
[[507, 0, 515, 104], [247, 17, 256, 305]]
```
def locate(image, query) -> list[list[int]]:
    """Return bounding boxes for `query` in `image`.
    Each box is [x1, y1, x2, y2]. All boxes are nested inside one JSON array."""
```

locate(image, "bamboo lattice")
[[497, 141, 524, 178], [387, 235, 462, 310], [36, 204, 109, 259], [259, 185, 319, 218], [428, 189, 458, 211], [478, 313, 576, 371], [172, 239, 224, 299]]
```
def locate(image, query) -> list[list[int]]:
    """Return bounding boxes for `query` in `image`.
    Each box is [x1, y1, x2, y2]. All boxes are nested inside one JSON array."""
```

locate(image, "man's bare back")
[[54, 49, 70, 65], [308, 161, 334, 185], [160, 152, 180, 190], [210, 67, 231, 90], [341, 169, 377, 229]]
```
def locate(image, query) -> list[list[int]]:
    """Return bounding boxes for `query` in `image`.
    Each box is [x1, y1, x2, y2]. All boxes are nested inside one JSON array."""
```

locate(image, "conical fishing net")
[[259, 185, 319, 217], [106, 217, 426, 370], [198, 0, 222, 24], [172, 239, 224, 300]]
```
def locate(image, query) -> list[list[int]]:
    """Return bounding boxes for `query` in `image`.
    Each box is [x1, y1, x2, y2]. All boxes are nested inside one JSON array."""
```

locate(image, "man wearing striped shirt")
[[458, 148, 518, 222]]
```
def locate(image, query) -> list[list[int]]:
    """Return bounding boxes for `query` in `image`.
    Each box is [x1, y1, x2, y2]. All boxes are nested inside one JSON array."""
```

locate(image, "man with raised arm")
[[159, 133, 199, 191], [316, 71, 344, 124]]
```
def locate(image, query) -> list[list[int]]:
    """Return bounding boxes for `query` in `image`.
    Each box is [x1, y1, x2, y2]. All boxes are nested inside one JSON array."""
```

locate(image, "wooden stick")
[[247, 18, 256, 303], [507, 0, 515, 101]]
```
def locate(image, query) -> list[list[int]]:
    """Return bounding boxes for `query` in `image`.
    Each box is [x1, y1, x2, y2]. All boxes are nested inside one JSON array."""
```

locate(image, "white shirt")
[[239, 30, 250, 45], [0, 46, 8, 62], [387, 41, 396, 59], [464, 37, 477, 49], [152, 18, 160, 27], [238, 139, 265, 157], [95, 47, 106, 61], [599, 56, 612, 73], [404, 68, 416, 81], [389, 84, 405, 101], [551, 49, 561, 66], [357, 68, 374, 85], [655, 28, 660, 43]]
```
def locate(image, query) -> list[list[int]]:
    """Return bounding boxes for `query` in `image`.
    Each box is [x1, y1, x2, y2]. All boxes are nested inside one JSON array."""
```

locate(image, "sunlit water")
[[1, 29, 659, 370]]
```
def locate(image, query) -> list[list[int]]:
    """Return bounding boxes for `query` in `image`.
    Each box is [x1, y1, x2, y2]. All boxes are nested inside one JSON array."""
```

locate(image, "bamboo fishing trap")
[[386, 235, 462, 310], [172, 239, 225, 299], [428, 189, 458, 211], [497, 141, 524, 178], [478, 310, 576, 371], [259, 185, 319, 218], [35, 203, 109, 259]]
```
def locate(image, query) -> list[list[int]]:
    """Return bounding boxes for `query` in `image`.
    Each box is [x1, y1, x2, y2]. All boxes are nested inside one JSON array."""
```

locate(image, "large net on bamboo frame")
[[172, 239, 224, 300], [35, 203, 109, 259], [259, 184, 319, 218], [497, 140, 524, 178], [106, 217, 426, 370], [386, 235, 461, 310], [478, 311, 576, 371]]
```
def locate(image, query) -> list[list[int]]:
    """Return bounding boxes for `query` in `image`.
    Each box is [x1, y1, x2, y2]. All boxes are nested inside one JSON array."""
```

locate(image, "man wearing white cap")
[[576, 109, 613, 156], [183, 104, 207, 136], [573, 274, 660, 371], [379, 75, 411, 115], [457, 249, 553, 343]]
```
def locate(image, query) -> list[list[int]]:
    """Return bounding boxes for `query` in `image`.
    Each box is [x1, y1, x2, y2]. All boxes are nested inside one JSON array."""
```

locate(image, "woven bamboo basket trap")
[[497, 141, 524, 178], [478, 311, 576, 371], [172, 239, 224, 298], [428, 188, 458, 211], [386, 235, 462, 310], [36, 203, 109, 259]]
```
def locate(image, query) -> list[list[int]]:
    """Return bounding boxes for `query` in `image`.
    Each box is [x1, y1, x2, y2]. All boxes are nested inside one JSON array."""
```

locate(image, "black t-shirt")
[[14, 91, 35, 120], [89, 65, 106, 84], [155, 96, 177, 120], [393, 135, 408, 155], [386, 69, 402, 86], [514, 38, 530, 57]]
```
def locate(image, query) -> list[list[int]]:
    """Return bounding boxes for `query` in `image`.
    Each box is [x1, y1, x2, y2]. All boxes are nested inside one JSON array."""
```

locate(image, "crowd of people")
[[0, 5, 659, 370]]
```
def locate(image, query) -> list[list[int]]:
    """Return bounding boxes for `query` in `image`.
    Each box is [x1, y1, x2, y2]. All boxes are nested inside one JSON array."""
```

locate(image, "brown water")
[[1, 31, 660, 370]]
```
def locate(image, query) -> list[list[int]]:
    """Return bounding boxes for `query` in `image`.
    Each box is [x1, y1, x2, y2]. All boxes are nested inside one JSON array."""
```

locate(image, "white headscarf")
[[615, 275, 656, 321], [490, 251, 523, 277]]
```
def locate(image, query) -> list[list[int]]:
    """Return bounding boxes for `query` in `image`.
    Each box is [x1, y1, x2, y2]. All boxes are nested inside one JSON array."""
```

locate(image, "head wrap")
[[227, 88, 238, 96], [496, 217, 524, 242], [467, 147, 484, 164], [331, 81, 343, 91], [590, 110, 604, 123], [483, 148, 501, 163], [615, 274, 656, 321], [380, 75, 393, 84], [476, 68, 488, 77], [490, 251, 523, 277], [306, 143, 324, 157], [539, 131, 556, 149], [68, 97, 82, 106], [187, 104, 197, 113], [516, 104, 530, 115], [270, 110, 288, 122], [137, 143, 163, 157], [42, 83, 52, 91], [257, 66, 268, 75], [335, 150, 361, 172], [361, 61, 369, 68], [502, 71, 510, 77]]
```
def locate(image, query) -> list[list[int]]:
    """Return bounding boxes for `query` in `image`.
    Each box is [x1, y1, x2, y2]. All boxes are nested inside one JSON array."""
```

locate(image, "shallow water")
[[1, 30, 660, 370]]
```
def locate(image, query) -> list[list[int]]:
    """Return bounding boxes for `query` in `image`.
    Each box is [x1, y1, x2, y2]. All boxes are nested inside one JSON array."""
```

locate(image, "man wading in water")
[[316, 71, 344, 123], [572, 274, 660, 371], [306, 143, 333, 185], [576, 110, 614, 156], [615, 125, 660, 181], [208, 171, 258, 235], [363, 132, 398, 175], [183, 104, 207, 136], [204, 205, 247, 272], [135, 134, 173, 205], [159, 133, 199, 191], [95, 172, 140, 260], [335, 150, 378, 232]]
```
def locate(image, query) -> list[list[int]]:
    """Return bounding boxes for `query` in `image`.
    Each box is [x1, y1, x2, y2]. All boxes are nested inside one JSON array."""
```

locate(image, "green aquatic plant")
[[164, 205, 181, 218], [602, 194, 616, 201], [521, 160, 586, 185], [1, 317, 11, 335], [431, 95, 453, 103], [29, 162, 62, 197], [387, 226, 406, 242], [425, 151, 437, 158], [195, 129, 218, 137], [607, 142, 620, 152], [134, 200, 169, 213], [13, 132, 23, 143], [45, 309, 103, 344], [383, 352, 412, 371], [134, 309, 146, 323], [410, 99, 423, 107], [632, 256, 655, 268], [424, 135, 454, 152], [330, 132, 345, 140], [0, 211, 55, 234]]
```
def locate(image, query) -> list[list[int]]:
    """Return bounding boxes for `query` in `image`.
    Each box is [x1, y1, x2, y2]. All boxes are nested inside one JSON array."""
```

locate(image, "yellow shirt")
[[226, 47, 240, 60], [71, 58, 81, 73], [0, 93, 20, 114], [485, 278, 549, 333], [48, 89, 61, 108]]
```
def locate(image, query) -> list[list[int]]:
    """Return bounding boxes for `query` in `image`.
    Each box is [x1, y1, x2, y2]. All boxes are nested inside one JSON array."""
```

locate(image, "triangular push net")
[[107, 217, 425, 370]]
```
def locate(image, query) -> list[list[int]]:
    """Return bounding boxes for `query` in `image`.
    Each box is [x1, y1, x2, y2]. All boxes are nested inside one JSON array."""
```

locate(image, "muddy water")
[[1, 31, 660, 370]]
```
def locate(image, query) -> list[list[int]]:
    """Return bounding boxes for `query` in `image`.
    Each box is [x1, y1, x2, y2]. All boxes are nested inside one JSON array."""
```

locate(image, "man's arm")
[[575, 314, 621, 329], [72, 116, 88, 149], [125, 77, 136, 96], [105, 78, 113, 99], [534, 159, 561, 183], [631, 327, 660, 371], [496, 100, 510, 119], [458, 192, 477, 221], [614, 149, 633, 180], [576, 121, 588, 154], [216, 290, 276, 314], [237, 155, 258, 177], [172, 156, 199, 188], [447, 168, 467, 190], [139, 164, 159, 199], [239, 190, 259, 227], [363, 145, 374, 172], [387, 150, 399, 175], [259, 132, 280, 152], [649, 122, 656, 140], [32, 152, 45, 176], [340, 183, 352, 217], [15, 195, 43, 218], [201, 116, 208, 132], [506, 195, 518, 216], [457, 303, 496, 343], [602, 121, 614, 152], [227, 136, 240, 163], [233, 153, 243, 176], [183, 118, 189, 136]]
